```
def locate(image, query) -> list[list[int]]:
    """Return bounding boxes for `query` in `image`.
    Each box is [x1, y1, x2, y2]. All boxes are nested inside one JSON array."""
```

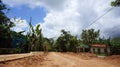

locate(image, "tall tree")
[[81, 29, 100, 45], [55, 29, 78, 52], [69, 36, 78, 52], [0, 0, 14, 48]]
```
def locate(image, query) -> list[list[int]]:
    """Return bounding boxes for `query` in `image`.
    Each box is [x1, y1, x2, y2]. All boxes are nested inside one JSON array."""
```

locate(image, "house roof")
[[91, 44, 106, 48]]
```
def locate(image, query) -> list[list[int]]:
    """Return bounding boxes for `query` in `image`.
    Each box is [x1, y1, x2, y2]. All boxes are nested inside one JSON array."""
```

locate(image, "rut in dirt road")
[[41, 52, 119, 67]]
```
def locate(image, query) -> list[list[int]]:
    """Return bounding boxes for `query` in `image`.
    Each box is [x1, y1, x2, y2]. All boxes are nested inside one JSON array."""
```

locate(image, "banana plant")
[[27, 17, 44, 51], [35, 24, 43, 51]]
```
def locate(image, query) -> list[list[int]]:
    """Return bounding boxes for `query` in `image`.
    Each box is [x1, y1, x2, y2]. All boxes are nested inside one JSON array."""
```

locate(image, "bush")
[[0, 48, 16, 54], [111, 43, 120, 54]]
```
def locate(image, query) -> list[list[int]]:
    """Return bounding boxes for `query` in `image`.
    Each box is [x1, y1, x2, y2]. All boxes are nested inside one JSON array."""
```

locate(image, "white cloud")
[[3, 0, 67, 10], [10, 18, 28, 34], [4, 0, 120, 38], [40, 0, 118, 38], [40, 0, 81, 38]]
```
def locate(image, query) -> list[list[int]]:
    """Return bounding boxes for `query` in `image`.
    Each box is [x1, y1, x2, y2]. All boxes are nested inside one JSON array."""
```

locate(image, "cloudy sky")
[[3, 0, 120, 38]]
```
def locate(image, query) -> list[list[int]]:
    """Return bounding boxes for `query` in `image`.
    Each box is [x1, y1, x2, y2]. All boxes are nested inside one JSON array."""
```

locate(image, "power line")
[[81, 2, 119, 37], [85, 7, 114, 29]]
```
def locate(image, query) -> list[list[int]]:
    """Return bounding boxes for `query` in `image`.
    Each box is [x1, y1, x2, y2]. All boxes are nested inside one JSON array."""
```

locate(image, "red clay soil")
[[0, 54, 45, 67], [64, 52, 120, 66], [0, 52, 120, 67]]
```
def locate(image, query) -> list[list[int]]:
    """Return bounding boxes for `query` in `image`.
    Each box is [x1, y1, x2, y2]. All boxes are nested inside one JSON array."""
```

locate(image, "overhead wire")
[[81, 6, 116, 38], [85, 7, 114, 29]]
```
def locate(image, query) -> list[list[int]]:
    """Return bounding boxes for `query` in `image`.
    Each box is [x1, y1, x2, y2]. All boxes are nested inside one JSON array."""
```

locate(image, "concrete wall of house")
[[100, 48, 105, 53], [95, 48, 98, 53], [90, 48, 94, 53], [91, 47, 108, 54]]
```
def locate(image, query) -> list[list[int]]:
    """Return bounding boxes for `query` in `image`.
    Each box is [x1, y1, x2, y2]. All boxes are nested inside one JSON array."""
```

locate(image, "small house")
[[90, 44, 111, 55]]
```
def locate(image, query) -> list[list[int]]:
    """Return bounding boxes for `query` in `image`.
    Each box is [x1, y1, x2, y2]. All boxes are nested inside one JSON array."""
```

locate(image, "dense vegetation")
[[0, 0, 120, 54], [111, 0, 120, 6], [54, 30, 79, 52], [0, 0, 15, 48]]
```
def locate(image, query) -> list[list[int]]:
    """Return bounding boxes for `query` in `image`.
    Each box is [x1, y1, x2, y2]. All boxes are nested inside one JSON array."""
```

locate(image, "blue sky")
[[6, 5, 47, 26], [3, 0, 120, 38]]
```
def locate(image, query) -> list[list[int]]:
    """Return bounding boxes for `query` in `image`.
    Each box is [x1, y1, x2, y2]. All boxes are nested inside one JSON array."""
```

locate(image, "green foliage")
[[69, 37, 78, 52], [43, 38, 54, 51], [55, 29, 79, 52], [0, 48, 16, 54], [110, 37, 120, 54], [0, 0, 15, 48], [81, 29, 100, 45], [27, 21, 44, 51], [111, 0, 120, 6], [93, 37, 111, 46], [15, 41, 28, 53]]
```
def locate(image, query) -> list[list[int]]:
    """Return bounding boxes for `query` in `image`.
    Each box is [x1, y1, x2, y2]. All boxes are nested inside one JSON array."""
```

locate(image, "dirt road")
[[41, 52, 119, 67], [0, 52, 120, 67]]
